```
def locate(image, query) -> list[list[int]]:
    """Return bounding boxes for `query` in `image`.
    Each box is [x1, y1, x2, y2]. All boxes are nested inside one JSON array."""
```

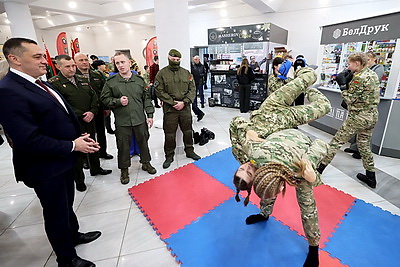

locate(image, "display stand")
[[312, 12, 400, 158], [207, 23, 288, 110]]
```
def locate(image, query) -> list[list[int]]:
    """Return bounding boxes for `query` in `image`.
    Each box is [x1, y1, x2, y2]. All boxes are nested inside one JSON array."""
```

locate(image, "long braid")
[[253, 162, 298, 200]]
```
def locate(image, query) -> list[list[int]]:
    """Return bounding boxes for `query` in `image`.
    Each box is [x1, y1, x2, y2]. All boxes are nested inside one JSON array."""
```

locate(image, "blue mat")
[[194, 148, 240, 191], [165, 197, 308, 267], [324, 199, 400, 267]]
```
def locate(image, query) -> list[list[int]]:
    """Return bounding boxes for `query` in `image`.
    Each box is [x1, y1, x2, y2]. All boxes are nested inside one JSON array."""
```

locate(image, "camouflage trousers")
[[321, 110, 378, 172], [260, 182, 320, 246], [230, 73, 331, 164]]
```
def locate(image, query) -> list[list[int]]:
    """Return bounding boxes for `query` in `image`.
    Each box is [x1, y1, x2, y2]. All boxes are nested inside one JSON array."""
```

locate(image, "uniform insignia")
[[154, 81, 159, 87], [81, 83, 89, 86], [189, 76, 193, 80], [352, 81, 359, 84]]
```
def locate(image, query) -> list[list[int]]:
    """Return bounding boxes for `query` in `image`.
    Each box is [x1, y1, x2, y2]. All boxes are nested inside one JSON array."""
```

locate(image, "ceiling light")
[[220, 10, 227, 17], [139, 16, 145, 22], [125, 24, 131, 29], [76, 26, 82, 31], [68, 15, 76, 22], [123, 2, 132, 11], [68, 2, 77, 9], [104, 26, 109, 32]]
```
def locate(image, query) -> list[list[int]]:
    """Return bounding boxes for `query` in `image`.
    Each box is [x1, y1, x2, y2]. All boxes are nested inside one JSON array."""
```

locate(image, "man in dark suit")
[[0, 38, 101, 266]]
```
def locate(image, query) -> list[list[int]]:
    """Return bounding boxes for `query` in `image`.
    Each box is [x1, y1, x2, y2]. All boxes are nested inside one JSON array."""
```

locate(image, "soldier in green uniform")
[[267, 56, 292, 95], [155, 49, 201, 169], [317, 52, 380, 189], [231, 67, 331, 267], [230, 67, 331, 165], [74, 53, 113, 160], [234, 128, 328, 267], [100, 52, 156, 185], [49, 55, 112, 191]]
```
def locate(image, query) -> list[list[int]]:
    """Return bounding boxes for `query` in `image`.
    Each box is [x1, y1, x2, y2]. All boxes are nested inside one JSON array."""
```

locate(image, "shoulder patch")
[[47, 76, 59, 83]]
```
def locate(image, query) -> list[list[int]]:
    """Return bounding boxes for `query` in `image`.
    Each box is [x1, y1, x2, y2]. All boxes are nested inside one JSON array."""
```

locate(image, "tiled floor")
[[1, 90, 399, 266]]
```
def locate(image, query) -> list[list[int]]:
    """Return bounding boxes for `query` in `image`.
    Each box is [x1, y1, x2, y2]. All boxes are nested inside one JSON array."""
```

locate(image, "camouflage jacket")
[[342, 67, 380, 113], [267, 74, 292, 96], [246, 129, 328, 186]]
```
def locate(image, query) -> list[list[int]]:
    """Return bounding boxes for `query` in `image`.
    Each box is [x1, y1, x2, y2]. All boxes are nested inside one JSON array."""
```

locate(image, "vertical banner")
[[73, 38, 80, 53], [56, 32, 69, 55], [145, 37, 158, 66]]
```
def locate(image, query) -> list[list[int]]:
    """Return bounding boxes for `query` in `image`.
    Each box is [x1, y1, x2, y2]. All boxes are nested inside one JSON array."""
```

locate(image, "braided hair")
[[233, 170, 252, 206], [253, 162, 299, 200]]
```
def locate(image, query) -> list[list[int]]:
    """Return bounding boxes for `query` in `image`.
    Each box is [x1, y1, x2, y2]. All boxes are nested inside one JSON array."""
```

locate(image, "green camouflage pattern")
[[267, 74, 292, 96], [230, 67, 331, 164], [321, 67, 380, 171], [249, 128, 327, 246]]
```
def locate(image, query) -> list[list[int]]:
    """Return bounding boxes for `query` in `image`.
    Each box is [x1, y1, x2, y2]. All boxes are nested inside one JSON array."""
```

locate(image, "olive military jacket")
[[154, 66, 196, 112], [48, 73, 98, 119], [342, 66, 380, 113], [245, 128, 328, 187], [100, 73, 154, 127]]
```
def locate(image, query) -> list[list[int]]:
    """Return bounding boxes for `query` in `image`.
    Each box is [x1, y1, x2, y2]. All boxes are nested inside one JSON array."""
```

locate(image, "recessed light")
[[68, 2, 77, 9]]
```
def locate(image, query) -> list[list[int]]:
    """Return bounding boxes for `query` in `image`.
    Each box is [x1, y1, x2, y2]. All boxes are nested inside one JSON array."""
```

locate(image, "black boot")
[[316, 163, 326, 174], [303, 245, 319, 267], [245, 214, 269, 225], [356, 170, 377, 188]]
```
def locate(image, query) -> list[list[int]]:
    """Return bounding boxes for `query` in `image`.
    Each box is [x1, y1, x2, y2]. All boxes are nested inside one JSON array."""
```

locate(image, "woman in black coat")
[[236, 58, 255, 113]]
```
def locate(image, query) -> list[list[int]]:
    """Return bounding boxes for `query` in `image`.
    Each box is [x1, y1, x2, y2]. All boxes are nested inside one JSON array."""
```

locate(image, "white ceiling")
[[0, 0, 386, 33]]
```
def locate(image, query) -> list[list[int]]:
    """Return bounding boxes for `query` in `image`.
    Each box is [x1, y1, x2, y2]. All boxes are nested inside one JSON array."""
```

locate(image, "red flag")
[[42, 38, 56, 77], [73, 38, 80, 53], [70, 39, 75, 59], [145, 37, 158, 66], [56, 32, 69, 55]]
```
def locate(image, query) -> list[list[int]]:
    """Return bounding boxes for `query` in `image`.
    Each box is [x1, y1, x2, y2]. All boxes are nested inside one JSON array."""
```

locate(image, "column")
[[4, 1, 37, 41], [154, 0, 190, 69]]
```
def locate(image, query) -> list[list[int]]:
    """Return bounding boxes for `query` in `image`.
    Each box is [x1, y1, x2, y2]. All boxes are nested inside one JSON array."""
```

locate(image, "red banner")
[[145, 37, 158, 66], [73, 38, 80, 53], [56, 32, 69, 55]]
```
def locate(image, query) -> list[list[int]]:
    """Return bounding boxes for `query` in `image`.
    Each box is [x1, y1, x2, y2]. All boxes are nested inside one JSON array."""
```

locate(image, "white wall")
[[189, 0, 400, 65]]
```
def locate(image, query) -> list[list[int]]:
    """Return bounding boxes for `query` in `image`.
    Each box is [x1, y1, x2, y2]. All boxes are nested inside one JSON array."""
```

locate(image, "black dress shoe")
[[90, 169, 112, 176], [107, 130, 115, 135], [100, 153, 113, 160], [83, 162, 89, 170], [197, 113, 205, 122], [74, 231, 102, 246], [76, 183, 87, 192], [58, 256, 95, 267]]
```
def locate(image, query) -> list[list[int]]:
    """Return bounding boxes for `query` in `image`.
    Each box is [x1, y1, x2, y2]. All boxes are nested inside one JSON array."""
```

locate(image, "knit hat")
[[169, 49, 181, 58]]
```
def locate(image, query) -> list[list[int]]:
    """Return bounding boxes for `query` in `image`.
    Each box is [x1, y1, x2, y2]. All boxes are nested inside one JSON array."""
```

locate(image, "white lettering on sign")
[[335, 23, 390, 39]]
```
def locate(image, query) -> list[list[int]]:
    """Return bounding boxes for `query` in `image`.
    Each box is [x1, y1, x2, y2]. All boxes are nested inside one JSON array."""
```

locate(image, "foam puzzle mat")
[[129, 148, 400, 266]]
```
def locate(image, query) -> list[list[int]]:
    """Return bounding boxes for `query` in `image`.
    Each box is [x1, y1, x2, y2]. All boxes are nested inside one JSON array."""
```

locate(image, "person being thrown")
[[229, 66, 331, 267]]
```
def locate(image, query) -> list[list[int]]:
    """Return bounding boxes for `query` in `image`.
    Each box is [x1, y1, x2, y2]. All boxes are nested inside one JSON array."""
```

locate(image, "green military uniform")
[[142, 71, 150, 85], [245, 128, 328, 246], [321, 67, 380, 172], [155, 65, 196, 160], [267, 73, 292, 96], [76, 69, 109, 157], [48, 73, 102, 182], [230, 67, 332, 164], [100, 73, 154, 169]]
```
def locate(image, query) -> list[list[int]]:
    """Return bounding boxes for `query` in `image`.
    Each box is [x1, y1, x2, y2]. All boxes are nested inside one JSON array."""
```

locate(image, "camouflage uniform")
[[155, 65, 196, 160], [100, 73, 154, 169], [230, 67, 331, 164], [320, 67, 380, 172], [246, 128, 328, 246], [48, 73, 101, 182], [267, 73, 292, 96]]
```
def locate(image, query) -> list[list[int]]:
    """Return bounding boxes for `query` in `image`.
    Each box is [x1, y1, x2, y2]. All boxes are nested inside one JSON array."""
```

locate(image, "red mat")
[[129, 164, 234, 239], [244, 184, 355, 247]]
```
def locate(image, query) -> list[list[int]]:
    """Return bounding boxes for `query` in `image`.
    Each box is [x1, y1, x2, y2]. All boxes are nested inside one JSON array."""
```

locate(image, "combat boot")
[[163, 158, 174, 169], [316, 163, 326, 174], [142, 162, 157, 174], [356, 170, 376, 188], [186, 152, 201, 160], [120, 168, 129, 185]]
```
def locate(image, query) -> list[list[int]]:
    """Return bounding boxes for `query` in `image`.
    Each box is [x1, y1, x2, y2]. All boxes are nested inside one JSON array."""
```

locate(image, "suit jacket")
[[0, 71, 81, 186]]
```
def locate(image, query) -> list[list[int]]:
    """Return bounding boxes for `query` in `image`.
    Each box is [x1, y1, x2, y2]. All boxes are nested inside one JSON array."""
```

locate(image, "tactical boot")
[[356, 170, 376, 188], [142, 162, 157, 174], [120, 168, 129, 185], [186, 152, 201, 160], [352, 152, 361, 159], [303, 245, 319, 267], [163, 158, 174, 169]]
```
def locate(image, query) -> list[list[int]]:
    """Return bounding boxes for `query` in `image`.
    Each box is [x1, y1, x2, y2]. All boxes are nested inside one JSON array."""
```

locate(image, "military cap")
[[169, 49, 181, 58]]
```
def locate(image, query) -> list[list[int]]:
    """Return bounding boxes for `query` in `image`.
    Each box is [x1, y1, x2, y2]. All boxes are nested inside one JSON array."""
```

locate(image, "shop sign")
[[321, 12, 400, 44], [208, 23, 270, 45]]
